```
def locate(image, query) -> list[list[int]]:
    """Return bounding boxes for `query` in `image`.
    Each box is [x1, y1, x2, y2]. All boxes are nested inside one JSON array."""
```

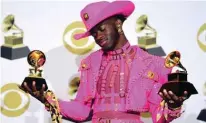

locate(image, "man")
[[22, 1, 188, 123]]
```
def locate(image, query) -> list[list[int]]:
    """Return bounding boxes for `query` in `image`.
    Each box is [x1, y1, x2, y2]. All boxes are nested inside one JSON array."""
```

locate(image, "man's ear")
[[115, 19, 123, 28], [115, 19, 124, 34]]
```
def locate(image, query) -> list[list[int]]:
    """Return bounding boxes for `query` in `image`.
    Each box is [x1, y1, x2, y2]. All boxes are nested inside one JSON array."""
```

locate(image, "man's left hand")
[[159, 89, 188, 107]]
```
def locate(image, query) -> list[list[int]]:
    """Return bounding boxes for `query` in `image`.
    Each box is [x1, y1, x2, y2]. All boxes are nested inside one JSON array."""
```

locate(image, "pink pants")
[[92, 111, 143, 123]]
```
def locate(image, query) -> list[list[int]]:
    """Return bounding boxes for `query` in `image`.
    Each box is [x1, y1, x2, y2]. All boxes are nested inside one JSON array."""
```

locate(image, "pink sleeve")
[[148, 56, 182, 123], [148, 83, 182, 123], [58, 99, 91, 121], [56, 58, 93, 121]]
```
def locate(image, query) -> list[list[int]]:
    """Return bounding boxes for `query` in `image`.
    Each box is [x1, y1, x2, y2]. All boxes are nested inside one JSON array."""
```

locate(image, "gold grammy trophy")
[[136, 15, 166, 56], [21, 50, 48, 91], [1, 14, 30, 60], [159, 51, 198, 108], [197, 82, 206, 122]]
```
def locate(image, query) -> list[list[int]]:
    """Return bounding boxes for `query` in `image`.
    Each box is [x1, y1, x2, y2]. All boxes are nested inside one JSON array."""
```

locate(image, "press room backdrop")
[[0, 0, 206, 123]]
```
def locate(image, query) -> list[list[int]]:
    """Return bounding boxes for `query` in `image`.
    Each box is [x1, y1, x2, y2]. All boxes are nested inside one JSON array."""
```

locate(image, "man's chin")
[[100, 42, 115, 52], [102, 46, 114, 52]]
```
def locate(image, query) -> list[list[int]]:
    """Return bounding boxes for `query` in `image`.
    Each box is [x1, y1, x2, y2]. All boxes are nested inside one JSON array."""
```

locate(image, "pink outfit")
[[55, 42, 182, 123], [43, 1, 183, 122]]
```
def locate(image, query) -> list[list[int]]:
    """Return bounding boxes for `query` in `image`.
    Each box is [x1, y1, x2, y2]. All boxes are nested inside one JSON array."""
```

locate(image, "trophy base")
[[197, 109, 206, 122], [159, 82, 198, 98], [1, 45, 30, 60], [139, 45, 166, 56], [22, 77, 48, 91], [159, 82, 198, 109]]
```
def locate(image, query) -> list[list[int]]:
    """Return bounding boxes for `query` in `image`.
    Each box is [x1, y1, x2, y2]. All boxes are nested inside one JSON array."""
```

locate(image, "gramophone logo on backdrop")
[[197, 23, 206, 52], [63, 21, 96, 55], [1, 14, 30, 60], [203, 81, 206, 96], [197, 81, 206, 122], [136, 15, 166, 56], [0, 83, 30, 117]]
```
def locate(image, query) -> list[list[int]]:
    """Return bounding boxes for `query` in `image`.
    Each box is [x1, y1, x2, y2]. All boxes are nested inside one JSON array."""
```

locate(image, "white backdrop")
[[1, 0, 206, 123]]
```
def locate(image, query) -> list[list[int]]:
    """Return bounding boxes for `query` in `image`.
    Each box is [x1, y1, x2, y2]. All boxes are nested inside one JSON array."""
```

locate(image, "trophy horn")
[[136, 14, 157, 36], [69, 77, 80, 96], [136, 15, 148, 33], [2, 14, 21, 33], [203, 82, 206, 96], [165, 51, 187, 73]]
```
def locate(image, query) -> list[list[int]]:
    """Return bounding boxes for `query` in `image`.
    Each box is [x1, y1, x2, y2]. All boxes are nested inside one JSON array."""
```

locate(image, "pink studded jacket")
[[55, 42, 182, 123]]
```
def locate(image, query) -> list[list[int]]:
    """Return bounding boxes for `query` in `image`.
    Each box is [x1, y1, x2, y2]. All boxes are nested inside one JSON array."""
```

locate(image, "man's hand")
[[159, 89, 188, 109], [19, 81, 46, 103]]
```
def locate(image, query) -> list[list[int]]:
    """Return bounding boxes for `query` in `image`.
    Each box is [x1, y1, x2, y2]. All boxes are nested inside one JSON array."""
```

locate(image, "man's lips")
[[98, 38, 108, 46], [100, 40, 107, 46]]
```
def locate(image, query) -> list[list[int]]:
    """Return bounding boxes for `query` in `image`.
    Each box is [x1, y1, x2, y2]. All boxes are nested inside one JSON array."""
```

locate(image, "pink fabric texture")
[[93, 42, 134, 113], [54, 42, 182, 123], [73, 0, 135, 40]]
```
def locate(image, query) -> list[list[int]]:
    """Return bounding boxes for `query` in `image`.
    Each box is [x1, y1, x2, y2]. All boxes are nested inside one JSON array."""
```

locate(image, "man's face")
[[90, 17, 119, 52]]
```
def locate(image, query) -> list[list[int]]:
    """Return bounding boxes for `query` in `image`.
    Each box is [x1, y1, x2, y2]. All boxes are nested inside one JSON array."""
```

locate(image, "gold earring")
[[116, 23, 123, 34], [118, 27, 123, 34], [117, 24, 121, 28]]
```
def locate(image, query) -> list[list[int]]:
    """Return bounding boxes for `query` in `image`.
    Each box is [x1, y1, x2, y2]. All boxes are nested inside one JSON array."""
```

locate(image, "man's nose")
[[96, 31, 104, 40]]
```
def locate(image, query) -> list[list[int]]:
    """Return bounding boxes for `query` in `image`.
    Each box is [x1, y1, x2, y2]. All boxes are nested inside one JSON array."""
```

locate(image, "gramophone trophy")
[[69, 77, 80, 96], [136, 15, 166, 56], [197, 82, 206, 122], [159, 51, 198, 108], [21, 50, 48, 91], [1, 14, 30, 60]]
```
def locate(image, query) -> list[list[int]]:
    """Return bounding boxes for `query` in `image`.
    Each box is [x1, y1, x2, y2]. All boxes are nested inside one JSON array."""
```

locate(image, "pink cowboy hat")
[[73, 0, 135, 40]]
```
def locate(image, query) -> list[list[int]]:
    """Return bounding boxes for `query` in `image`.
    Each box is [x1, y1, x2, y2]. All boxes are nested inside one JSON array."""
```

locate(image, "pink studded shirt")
[[48, 42, 182, 123], [93, 42, 134, 112], [92, 42, 141, 122]]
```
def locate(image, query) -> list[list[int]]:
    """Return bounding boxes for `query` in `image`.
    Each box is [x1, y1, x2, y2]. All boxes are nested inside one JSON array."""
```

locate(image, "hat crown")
[[80, 1, 109, 29]]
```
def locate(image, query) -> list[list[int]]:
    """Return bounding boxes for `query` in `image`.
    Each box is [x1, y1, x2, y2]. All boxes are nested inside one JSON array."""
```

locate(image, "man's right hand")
[[20, 81, 46, 103]]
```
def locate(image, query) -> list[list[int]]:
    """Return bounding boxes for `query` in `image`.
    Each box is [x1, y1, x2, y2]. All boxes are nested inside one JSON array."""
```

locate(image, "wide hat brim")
[[74, 1, 135, 40]]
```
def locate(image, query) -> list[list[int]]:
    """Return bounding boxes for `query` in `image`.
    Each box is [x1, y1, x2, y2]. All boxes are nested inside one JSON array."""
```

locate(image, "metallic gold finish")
[[69, 77, 80, 96], [2, 14, 23, 47], [147, 71, 155, 79], [1, 14, 30, 60], [164, 51, 187, 72], [165, 51, 181, 69], [136, 15, 157, 37], [83, 13, 89, 21], [136, 15, 165, 56], [203, 81, 206, 96], [27, 50, 46, 78]]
